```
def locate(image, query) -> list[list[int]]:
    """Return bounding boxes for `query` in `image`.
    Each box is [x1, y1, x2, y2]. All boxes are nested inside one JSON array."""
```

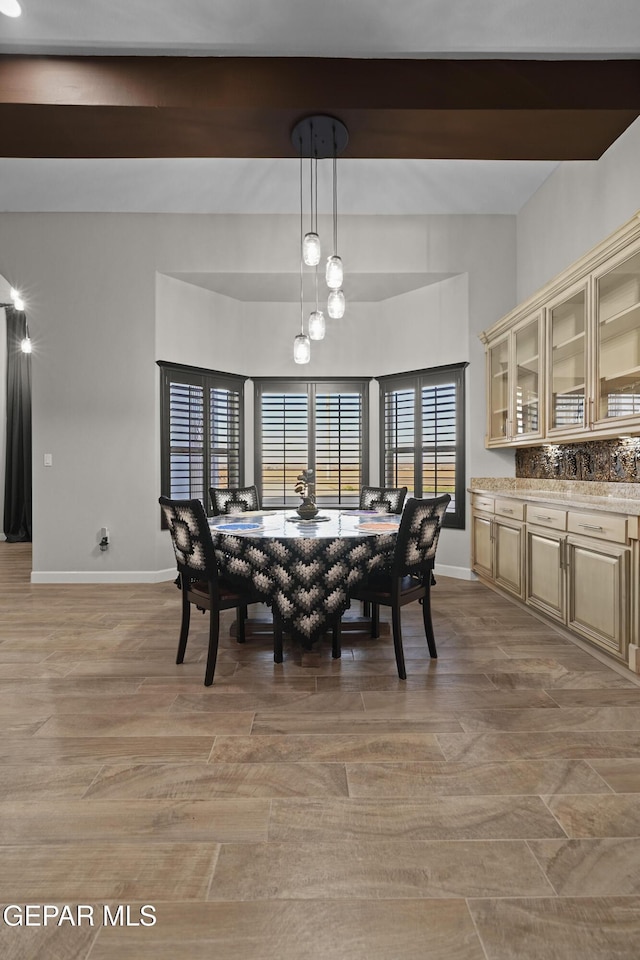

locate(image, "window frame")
[[158, 361, 246, 516], [378, 362, 467, 529], [253, 377, 370, 509]]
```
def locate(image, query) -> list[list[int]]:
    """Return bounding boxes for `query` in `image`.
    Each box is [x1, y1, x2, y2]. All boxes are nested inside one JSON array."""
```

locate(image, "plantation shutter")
[[315, 389, 364, 506], [168, 379, 205, 501], [422, 381, 457, 505], [210, 385, 241, 489], [383, 385, 416, 497], [259, 389, 309, 507], [254, 379, 369, 508], [379, 364, 466, 529], [159, 363, 245, 513]]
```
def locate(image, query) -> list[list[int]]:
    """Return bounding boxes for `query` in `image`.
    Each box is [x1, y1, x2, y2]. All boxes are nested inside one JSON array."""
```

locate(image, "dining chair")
[[348, 494, 451, 679], [210, 484, 260, 516], [159, 496, 261, 686], [358, 485, 408, 617], [359, 485, 407, 514]]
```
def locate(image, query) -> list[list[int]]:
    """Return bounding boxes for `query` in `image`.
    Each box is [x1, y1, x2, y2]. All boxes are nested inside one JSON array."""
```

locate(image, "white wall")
[[517, 117, 640, 301], [0, 275, 9, 539], [0, 211, 517, 581]]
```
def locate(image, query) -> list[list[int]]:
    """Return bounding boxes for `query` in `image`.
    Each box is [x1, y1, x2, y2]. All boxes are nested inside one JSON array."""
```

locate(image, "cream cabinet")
[[471, 496, 524, 599], [472, 492, 638, 666], [594, 245, 640, 431], [486, 312, 544, 446], [481, 212, 640, 447], [546, 280, 590, 438], [526, 508, 631, 660]]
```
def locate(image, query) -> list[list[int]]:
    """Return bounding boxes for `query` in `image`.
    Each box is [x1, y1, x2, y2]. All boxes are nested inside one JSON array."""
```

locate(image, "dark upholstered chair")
[[359, 485, 407, 514], [159, 496, 261, 686], [348, 495, 451, 679], [210, 484, 260, 516]]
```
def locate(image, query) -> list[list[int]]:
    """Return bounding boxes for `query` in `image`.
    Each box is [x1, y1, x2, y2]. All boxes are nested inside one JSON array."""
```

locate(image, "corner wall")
[[0, 211, 517, 581]]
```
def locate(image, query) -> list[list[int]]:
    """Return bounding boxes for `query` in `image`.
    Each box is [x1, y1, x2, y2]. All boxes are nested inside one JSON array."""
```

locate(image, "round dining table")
[[208, 508, 401, 648]]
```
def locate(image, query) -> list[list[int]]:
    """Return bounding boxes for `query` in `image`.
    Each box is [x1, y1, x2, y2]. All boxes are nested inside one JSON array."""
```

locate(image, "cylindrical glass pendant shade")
[[0, 2, 22, 18], [308, 310, 326, 341], [293, 333, 311, 364], [325, 255, 343, 290], [302, 232, 321, 266], [327, 289, 345, 319], [20, 336, 32, 354]]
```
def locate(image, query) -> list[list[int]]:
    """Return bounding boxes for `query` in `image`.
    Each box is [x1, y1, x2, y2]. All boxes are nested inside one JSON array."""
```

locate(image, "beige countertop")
[[469, 478, 640, 516]]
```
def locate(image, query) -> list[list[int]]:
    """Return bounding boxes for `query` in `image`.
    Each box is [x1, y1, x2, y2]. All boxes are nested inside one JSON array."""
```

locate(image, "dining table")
[[208, 508, 401, 649]]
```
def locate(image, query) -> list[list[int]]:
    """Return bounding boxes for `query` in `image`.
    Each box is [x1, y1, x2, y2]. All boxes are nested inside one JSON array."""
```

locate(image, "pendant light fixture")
[[291, 115, 348, 360]]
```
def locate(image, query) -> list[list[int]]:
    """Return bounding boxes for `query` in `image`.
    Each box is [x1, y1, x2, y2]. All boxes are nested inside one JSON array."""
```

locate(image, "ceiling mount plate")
[[291, 115, 349, 159]]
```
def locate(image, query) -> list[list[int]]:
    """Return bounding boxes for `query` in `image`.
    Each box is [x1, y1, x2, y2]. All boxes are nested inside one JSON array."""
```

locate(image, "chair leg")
[[391, 604, 407, 680], [362, 600, 371, 618], [332, 618, 341, 659], [176, 581, 190, 665], [273, 614, 284, 664], [371, 602, 380, 639], [204, 609, 221, 686], [237, 605, 247, 644], [422, 585, 438, 658]]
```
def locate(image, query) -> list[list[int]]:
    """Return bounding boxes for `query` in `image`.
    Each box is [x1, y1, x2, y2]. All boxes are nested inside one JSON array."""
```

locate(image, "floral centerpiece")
[[294, 468, 318, 519]]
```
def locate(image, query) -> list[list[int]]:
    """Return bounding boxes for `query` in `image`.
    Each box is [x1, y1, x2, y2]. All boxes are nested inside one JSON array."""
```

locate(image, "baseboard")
[[435, 563, 475, 581], [31, 568, 177, 584], [31, 564, 472, 585]]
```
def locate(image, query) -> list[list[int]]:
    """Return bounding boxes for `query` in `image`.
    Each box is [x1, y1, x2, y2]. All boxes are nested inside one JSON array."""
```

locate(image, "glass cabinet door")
[[549, 288, 587, 431], [489, 338, 509, 440], [514, 316, 540, 437], [596, 248, 640, 422]]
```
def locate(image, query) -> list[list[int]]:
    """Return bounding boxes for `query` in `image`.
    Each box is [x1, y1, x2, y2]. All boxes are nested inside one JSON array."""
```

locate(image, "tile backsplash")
[[515, 438, 640, 483]]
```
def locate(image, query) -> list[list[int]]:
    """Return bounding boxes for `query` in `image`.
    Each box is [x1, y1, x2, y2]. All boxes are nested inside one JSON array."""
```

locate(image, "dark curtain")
[[3, 306, 32, 541]]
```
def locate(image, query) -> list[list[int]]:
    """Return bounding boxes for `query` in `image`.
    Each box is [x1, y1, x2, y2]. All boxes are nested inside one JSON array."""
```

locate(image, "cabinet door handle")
[[533, 514, 552, 522], [502, 508, 514, 514], [578, 522, 604, 532]]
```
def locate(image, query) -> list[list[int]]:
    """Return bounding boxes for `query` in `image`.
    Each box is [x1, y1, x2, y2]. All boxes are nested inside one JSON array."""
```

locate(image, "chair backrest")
[[159, 496, 218, 580], [393, 495, 451, 578], [210, 485, 260, 516], [360, 485, 407, 514]]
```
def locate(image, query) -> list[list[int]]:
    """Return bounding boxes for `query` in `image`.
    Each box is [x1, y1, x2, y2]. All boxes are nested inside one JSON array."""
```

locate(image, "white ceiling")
[[1, 0, 638, 301], [0, 0, 638, 217], [1, 0, 639, 59]]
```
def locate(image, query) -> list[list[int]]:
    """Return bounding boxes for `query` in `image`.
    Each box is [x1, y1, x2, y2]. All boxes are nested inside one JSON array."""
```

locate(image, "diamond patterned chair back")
[[359, 485, 407, 514]]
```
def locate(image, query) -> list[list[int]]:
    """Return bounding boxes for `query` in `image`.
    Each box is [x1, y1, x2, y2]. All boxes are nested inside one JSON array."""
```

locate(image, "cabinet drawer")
[[526, 504, 567, 531], [567, 511, 628, 544], [494, 498, 524, 521], [473, 495, 494, 513]]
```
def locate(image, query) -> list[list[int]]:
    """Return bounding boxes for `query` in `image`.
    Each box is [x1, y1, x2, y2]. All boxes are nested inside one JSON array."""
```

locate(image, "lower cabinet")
[[472, 493, 636, 666], [471, 507, 523, 599], [526, 524, 630, 658], [494, 518, 524, 598], [567, 537, 629, 659], [526, 526, 565, 622]]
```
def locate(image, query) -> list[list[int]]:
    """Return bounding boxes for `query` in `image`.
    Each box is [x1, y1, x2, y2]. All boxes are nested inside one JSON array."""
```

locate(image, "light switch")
[[44, 453, 53, 467]]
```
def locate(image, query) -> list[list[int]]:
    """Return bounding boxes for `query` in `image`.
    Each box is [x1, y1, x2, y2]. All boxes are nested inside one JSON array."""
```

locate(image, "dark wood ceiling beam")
[[0, 56, 638, 159]]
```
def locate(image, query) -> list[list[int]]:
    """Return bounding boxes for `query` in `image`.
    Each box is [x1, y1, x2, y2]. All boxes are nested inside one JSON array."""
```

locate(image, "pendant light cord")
[[332, 125, 338, 255], [299, 140, 304, 334], [314, 153, 319, 310]]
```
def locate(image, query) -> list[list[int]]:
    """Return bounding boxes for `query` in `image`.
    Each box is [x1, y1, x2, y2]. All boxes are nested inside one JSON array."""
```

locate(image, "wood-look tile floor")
[[2, 543, 640, 959]]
